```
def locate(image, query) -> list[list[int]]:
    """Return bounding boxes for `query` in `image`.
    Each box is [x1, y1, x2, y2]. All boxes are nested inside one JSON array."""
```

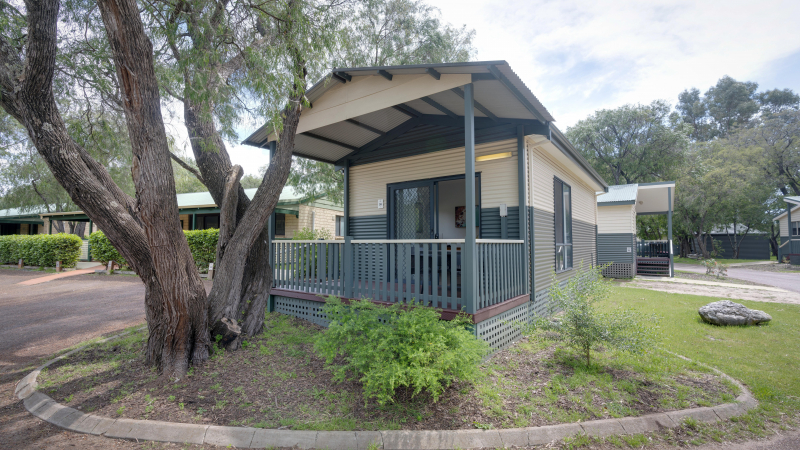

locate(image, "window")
[[554, 177, 572, 272], [793, 221, 799, 236], [275, 213, 286, 236], [335, 215, 345, 236], [202, 214, 219, 230]]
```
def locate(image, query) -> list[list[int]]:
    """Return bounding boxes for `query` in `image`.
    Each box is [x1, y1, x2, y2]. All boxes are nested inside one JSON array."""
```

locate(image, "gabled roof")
[[597, 182, 676, 214], [242, 61, 608, 191], [597, 184, 638, 205], [174, 187, 302, 208], [774, 201, 800, 221]]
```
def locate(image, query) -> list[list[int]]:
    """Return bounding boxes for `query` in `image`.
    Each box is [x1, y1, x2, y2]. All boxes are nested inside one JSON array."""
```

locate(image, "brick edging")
[[16, 331, 759, 449]]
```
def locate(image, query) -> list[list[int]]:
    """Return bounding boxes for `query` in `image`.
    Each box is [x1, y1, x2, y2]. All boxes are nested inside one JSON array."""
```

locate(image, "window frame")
[[554, 177, 573, 273], [275, 213, 286, 236], [335, 215, 344, 237], [792, 220, 799, 236]]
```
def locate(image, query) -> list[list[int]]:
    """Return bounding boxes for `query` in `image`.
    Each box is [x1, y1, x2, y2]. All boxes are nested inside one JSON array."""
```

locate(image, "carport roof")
[[597, 182, 676, 214], [597, 184, 638, 205]]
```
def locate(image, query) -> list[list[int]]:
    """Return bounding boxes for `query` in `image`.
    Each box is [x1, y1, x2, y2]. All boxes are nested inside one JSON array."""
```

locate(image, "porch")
[[270, 238, 528, 316]]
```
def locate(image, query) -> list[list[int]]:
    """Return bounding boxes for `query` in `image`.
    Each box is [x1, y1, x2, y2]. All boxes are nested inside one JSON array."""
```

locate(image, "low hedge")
[[0, 234, 83, 268], [88, 228, 219, 271]]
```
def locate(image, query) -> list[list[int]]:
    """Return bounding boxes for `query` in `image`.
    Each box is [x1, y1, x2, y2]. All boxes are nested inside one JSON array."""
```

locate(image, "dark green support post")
[[517, 124, 529, 292], [192, 213, 196, 231], [668, 187, 674, 277], [48, 219, 52, 235], [343, 236, 353, 298], [788, 202, 793, 258], [88, 220, 93, 261], [463, 83, 477, 315], [343, 159, 350, 237]]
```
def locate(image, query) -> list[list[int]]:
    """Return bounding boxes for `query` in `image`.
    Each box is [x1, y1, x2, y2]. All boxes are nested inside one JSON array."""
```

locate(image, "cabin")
[[0, 207, 46, 236], [1, 187, 342, 261], [775, 196, 800, 262], [243, 61, 609, 350], [596, 182, 675, 278]]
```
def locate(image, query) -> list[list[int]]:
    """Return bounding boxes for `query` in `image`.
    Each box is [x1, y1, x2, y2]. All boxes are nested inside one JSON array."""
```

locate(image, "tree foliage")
[[532, 265, 658, 367], [286, 0, 476, 208], [566, 100, 689, 185]]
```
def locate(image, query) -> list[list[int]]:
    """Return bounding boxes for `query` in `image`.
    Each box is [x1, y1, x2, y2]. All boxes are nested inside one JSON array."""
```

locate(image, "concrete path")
[[675, 263, 800, 294], [638, 275, 790, 292], [16, 265, 104, 286]]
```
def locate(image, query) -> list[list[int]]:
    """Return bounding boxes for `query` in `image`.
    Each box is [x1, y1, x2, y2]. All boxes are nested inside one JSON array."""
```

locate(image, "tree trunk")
[[183, 100, 279, 346], [96, 0, 210, 376], [0, 0, 208, 377]]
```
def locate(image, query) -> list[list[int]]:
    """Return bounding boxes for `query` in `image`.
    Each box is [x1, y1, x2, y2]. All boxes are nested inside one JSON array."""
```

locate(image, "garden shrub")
[[314, 296, 489, 405], [0, 234, 83, 267], [89, 228, 219, 271], [184, 228, 219, 271], [292, 227, 332, 240], [702, 258, 728, 278], [531, 264, 659, 366], [88, 231, 126, 267]]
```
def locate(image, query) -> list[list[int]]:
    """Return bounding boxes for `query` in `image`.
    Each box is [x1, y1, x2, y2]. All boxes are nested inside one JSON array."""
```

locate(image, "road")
[[675, 263, 800, 294]]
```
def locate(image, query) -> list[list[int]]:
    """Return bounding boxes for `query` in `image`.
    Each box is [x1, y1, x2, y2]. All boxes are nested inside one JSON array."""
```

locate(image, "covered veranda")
[[633, 182, 676, 277], [243, 61, 603, 323]]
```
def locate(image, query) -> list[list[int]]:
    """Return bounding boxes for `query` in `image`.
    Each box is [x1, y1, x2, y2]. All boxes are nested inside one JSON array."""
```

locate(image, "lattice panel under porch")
[[475, 302, 530, 351], [274, 296, 330, 327], [601, 263, 634, 279]]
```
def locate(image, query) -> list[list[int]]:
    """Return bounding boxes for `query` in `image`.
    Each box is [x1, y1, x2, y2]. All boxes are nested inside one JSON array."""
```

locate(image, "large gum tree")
[[0, 0, 338, 375]]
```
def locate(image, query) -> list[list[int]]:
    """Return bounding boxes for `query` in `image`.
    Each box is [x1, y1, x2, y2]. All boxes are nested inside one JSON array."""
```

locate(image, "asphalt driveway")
[[674, 263, 800, 294], [0, 269, 146, 371]]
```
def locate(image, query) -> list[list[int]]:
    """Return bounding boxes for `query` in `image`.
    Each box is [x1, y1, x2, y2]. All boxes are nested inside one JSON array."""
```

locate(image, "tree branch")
[[170, 152, 205, 185]]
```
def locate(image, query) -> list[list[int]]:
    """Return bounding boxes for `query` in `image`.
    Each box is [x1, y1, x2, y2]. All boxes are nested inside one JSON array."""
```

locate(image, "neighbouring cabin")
[[0, 207, 46, 236], [775, 197, 800, 262], [243, 61, 608, 350], [596, 182, 676, 278], [5, 187, 342, 262]]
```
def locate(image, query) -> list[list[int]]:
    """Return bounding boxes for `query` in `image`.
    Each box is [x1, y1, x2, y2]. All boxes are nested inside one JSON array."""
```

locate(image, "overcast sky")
[[175, 0, 800, 175]]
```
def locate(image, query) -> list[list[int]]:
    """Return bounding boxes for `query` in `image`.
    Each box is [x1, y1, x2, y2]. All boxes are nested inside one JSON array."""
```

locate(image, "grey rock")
[[698, 300, 772, 326]]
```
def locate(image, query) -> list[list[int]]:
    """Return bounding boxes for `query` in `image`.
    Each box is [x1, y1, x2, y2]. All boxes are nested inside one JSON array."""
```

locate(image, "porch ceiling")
[[242, 61, 556, 164], [635, 182, 676, 215]]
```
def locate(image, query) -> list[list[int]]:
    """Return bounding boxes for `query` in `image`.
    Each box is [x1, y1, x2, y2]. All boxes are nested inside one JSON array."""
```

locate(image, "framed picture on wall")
[[455, 206, 480, 228], [455, 206, 466, 228]]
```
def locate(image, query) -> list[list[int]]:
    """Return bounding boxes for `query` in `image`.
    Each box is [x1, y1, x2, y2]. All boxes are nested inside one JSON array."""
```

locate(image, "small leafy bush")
[[292, 227, 332, 240], [89, 228, 219, 271], [184, 228, 219, 271], [0, 234, 83, 267], [88, 231, 127, 267], [702, 258, 728, 278], [532, 264, 659, 366], [314, 296, 488, 405]]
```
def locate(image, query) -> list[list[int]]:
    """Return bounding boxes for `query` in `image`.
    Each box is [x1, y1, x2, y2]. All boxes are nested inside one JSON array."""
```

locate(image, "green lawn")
[[674, 256, 776, 266], [602, 286, 800, 443]]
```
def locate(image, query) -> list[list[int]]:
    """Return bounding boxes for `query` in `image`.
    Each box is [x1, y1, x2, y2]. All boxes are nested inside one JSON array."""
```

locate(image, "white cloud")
[[165, 0, 800, 172], [429, 0, 800, 127]]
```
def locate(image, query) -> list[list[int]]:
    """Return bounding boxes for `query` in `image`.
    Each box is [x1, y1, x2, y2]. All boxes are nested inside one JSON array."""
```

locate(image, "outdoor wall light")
[[476, 151, 513, 162]]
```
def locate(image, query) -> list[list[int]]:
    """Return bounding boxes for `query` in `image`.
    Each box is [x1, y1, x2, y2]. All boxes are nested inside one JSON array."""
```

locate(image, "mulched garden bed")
[[37, 314, 737, 432]]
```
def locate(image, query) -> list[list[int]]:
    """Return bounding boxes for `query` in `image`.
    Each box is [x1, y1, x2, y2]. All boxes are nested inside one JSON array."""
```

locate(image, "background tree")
[[286, 0, 476, 205], [566, 100, 689, 186]]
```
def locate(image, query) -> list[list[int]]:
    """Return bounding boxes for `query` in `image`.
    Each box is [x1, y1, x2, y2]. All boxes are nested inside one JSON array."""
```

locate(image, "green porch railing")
[[271, 238, 528, 314]]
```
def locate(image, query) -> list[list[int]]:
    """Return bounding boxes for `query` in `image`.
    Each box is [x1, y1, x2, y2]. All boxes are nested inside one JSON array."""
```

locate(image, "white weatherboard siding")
[[349, 139, 518, 217], [597, 205, 636, 234], [778, 206, 799, 236], [527, 138, 597, 226]]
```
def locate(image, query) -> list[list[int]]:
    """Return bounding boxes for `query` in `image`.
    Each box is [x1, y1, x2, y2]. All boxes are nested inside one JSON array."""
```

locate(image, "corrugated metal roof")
[[786, 196, 800, 205], [0, 205, 50, 218], [176, 187, 302, 208], [597, 184, 638, 204]]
